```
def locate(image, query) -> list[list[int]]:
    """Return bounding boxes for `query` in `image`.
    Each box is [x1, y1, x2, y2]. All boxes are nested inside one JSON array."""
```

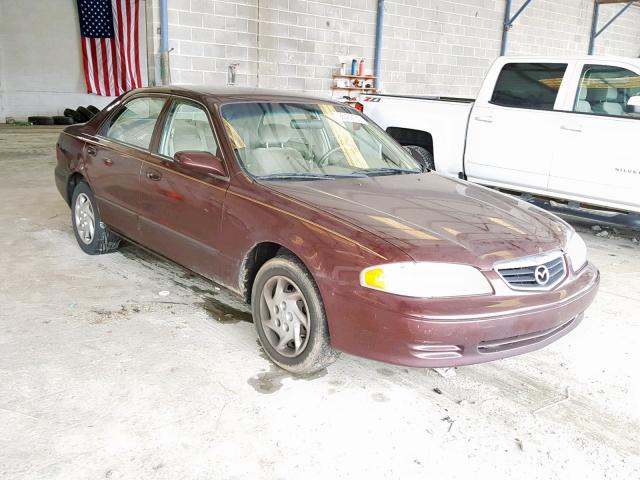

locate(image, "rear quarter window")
[[103, 96, 166, 149], [491, 63, 567, 111]]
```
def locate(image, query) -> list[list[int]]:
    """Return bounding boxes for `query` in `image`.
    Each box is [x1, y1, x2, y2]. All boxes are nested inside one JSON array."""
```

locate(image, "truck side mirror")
[[627, 95, 640, 114]]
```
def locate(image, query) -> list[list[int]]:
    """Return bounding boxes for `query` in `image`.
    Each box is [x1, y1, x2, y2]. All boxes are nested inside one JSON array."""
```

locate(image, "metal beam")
[[589, 1, 637, 55], [373, 0, 384, 89], [501, 0, 535, 56]]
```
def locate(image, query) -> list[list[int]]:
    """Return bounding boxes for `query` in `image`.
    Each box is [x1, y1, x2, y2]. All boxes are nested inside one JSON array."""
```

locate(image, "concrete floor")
[[0, 126, 638, 480]]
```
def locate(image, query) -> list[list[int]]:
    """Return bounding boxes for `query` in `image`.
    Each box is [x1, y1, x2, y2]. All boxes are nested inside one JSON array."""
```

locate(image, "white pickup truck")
[[359, 56, 640, 216]]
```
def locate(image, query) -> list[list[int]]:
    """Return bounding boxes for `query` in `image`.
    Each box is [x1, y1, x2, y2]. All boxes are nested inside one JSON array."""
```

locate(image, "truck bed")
[[364, 93, 475, 104]]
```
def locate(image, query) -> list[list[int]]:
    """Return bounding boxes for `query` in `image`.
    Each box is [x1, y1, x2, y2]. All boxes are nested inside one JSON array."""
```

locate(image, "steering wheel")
[[317, 146, 345, 167]]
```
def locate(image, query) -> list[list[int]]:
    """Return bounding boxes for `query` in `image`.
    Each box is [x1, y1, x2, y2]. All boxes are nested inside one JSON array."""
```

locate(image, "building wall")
[[156, 0, 640, 99], [0, 0, 149, 122], [1, 1, 639, 122]]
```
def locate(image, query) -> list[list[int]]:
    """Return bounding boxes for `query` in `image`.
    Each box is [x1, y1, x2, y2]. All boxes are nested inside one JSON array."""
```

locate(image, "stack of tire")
[[27, 105, 101, 126]]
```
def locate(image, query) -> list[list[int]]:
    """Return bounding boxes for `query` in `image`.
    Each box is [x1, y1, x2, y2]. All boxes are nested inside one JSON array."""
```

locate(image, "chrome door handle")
[[561, 124, 582, 132], [146, 171, 162, 181], [86, 145, 97, 156], [475, 115, 494, 123]]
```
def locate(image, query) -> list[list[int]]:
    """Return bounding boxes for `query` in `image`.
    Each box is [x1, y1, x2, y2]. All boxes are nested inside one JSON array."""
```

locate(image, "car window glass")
[[574, 64, 640, 118], [491, 63, 567, 111], [104, 97, 166, 149], [159, 102, 218, 158]]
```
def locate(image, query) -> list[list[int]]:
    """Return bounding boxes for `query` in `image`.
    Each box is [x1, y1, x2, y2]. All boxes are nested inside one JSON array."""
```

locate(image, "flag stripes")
[[77, 0, 142, 97]]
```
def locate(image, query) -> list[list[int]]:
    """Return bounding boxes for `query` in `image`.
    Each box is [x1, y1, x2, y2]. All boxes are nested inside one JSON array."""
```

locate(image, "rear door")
[[550, 62, 640, 212], [138, 97, 231, 280], [465, 62, 568, 192], [89, 96, 167, 240]]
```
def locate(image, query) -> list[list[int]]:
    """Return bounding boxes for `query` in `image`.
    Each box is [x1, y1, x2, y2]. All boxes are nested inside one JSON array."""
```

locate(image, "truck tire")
[[77, 106, 94, 121], [64, 108, 85, 123], [87, 105, 101, 115], [404, 145, 435, 171], [53, 115, 74, 125], [27, 116, 54, 126]]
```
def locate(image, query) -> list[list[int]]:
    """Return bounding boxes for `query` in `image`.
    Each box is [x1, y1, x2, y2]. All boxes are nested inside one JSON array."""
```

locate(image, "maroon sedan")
[[55, 87, 599, 374]]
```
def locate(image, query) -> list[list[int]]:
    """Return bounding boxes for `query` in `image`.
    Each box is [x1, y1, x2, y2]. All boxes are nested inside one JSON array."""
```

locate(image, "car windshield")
[[220, 102, 422, 179]]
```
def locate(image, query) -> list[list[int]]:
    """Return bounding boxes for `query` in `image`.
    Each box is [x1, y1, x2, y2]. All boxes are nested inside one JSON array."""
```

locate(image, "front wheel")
[[71, 180, 120, 255], [251, 255, 340, 374], [403, 145, 435, 171]]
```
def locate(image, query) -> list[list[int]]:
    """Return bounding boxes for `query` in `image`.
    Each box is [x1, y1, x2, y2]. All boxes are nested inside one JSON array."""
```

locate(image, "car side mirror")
[[627, 95, 640, 114], [174, 151, 227, 177]]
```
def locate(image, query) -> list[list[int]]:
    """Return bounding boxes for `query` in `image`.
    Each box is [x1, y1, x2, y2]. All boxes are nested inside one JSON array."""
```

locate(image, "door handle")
[[475, 115, 494, 123], [103, 158, 114, 167], [86, 145, 97, 156], [146, 171, 162, 181], [561, 124, 582, 132]]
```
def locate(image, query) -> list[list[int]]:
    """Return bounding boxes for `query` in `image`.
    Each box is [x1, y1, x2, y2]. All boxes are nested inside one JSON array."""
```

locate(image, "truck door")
[[549, 63, 640, 212], [465, 62, 568, 192]]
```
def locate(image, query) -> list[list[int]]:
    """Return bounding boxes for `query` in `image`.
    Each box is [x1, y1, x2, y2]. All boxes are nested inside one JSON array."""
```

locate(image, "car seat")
[[588, 87, 624, 116], [249, 123, 306, 175], [575, 88, 592, 113]]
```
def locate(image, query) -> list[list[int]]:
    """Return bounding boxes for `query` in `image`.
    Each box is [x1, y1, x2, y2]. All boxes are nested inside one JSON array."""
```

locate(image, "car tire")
[[87, 105, 101, 115], [77, 106, 94, 121], [53, 115, 74, 125], [404, 145, 435, 171], [251, 255, 340, 374], [27, 116, 54, 126], [64, 108, 85, 123], [71, 181, 120, 255]]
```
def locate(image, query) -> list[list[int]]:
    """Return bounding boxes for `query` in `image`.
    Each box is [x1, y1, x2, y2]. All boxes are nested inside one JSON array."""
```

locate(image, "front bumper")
[[325, 262, 599, 368]]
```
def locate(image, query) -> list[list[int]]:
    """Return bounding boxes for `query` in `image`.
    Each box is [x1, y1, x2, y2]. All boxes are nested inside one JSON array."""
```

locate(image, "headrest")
[[257, 123, 291, 147], [587, 86, 618, 102], [578, 88, 588, 101]]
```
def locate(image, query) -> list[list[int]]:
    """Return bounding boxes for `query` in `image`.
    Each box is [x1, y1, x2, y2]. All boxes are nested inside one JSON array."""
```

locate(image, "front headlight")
[[360, 262, 493, 298], [565, 231, 588, 272]]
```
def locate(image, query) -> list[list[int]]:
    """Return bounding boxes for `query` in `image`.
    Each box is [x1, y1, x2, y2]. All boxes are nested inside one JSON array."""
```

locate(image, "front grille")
[[478, 317, 577, 354], [496, 253, 566, 291]]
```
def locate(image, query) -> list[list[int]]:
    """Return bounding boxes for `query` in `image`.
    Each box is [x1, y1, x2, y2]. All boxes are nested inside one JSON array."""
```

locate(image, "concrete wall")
[[0, 0, 149, 122], [2, 0, 639, 122], [153, 0, 640, 99]]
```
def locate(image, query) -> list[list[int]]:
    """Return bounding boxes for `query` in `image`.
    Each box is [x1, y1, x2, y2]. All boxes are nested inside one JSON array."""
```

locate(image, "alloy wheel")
[[74, 193, 95, 244], [259, 275, 310, 358]]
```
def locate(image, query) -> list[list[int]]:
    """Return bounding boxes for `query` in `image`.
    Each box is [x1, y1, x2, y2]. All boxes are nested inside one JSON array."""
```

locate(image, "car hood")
[[263, 173, 568, 269]]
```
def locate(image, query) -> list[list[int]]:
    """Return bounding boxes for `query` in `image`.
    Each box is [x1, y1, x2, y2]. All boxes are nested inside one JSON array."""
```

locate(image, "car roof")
[[498, 55, 640, 67], [130, 85, 338, 105]]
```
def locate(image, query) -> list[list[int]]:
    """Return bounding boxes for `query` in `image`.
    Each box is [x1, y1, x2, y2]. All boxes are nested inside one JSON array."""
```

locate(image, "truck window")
[[574, 64, 640, 118], [491, 63, 567, 111]]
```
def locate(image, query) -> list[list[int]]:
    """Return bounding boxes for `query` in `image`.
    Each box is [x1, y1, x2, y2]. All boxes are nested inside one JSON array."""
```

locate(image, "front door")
[[87, 96, 167, 240], [465, 62, 568, 192], [550, 63, 640, 212], [138, 98, 231, 280]]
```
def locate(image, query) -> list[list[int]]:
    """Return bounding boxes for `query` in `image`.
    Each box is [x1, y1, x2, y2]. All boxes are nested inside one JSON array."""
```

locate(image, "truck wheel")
[[404, 145, 435, 171], [251, 255, 340, 375]]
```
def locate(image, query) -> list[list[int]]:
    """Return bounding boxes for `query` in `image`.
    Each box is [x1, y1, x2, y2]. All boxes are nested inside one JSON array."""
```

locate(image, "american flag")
[[76, 0, 142, 96]]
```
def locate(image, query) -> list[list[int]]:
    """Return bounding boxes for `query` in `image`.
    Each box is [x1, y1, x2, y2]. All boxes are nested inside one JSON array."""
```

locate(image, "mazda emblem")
[[534, 265, 550, 285]]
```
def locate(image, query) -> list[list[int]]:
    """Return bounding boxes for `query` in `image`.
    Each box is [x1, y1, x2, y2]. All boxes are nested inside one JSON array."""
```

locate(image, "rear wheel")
[[251, 255, 339, 374], [403, 145, 435, 171], [71, 181, 120, 255]]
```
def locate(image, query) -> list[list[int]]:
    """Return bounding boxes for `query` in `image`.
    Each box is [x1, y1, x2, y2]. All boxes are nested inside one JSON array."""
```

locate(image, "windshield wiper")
[[257, 173, 333, 180], [358, 167, 421, 176], [257, 172, 367, 181]]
